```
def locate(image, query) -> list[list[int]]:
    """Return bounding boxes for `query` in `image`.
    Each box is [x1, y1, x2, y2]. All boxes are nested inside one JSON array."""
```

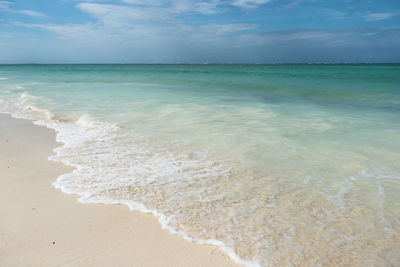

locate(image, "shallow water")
[[1, 64, 399, 266]]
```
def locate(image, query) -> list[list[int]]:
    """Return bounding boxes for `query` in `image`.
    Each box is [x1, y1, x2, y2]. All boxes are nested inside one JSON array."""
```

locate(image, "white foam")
[[0, 77, 7, 80], [0, 95, 260, 267], [50, 119, 262, 267], [1, 92, 399, 266]]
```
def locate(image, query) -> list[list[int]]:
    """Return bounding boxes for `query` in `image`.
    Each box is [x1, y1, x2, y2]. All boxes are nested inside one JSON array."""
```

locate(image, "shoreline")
[[0, 114, 240, 267]]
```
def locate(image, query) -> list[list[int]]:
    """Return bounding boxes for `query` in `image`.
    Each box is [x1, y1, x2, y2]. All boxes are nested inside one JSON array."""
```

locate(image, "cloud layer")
[[1, 0, 399, 63]]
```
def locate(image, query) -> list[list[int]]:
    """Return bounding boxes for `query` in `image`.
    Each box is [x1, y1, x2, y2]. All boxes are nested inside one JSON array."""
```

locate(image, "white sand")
[[0, 114, 240, 267]]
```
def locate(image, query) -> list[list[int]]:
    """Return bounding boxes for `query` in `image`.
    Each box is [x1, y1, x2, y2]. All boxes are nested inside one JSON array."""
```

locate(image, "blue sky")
[[0, 0, 399, 63]]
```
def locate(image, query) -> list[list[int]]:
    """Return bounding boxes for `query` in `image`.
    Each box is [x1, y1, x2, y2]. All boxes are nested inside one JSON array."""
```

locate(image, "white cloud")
[[195, 0, 222, 14], [14, 2, 399, 51], [0, 1, 11, 8], [364, 12, 394, 22], [121, 0, 224, 14], [121, 0, 147, 4], [77, 3, 161, 23], [121, 0, 164, 6], [9, 18, 400, 63], [14, 9, 45, 18], [76, 0, 224, 26], [199, 23, 258, 33], [4, 1, 400, 63], [17, 1, 259, 50], [0, 1, 45, 18], [232, 0, 272, 9], [20, 22, 107, 41]]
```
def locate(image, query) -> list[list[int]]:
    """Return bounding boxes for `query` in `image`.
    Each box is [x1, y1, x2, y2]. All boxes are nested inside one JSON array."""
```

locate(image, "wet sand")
[[0, 114, 239, 267]]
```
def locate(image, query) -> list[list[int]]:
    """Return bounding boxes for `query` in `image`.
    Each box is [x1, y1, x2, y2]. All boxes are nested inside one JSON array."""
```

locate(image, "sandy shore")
[[0, 114, 240, 267]]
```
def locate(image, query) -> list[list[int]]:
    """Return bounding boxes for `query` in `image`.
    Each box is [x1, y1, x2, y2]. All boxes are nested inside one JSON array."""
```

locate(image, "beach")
[[0, 64, 399, 266], [0, 114, 239, 267], [1, 0, 399, 264]]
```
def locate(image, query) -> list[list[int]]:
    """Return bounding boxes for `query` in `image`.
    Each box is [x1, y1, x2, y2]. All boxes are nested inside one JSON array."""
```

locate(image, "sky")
[[0, 0, 399, 63]]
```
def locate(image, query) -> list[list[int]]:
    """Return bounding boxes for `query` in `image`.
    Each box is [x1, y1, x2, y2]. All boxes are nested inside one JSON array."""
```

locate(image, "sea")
[[0, 64, 399, 266]]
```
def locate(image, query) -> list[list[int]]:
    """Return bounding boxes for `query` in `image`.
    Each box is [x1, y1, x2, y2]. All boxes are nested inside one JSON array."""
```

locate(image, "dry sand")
[[0, 114, 240, 267]]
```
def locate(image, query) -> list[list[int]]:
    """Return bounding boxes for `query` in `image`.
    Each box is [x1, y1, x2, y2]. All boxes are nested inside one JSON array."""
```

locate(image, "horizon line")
[[1, 62, 400, 65]]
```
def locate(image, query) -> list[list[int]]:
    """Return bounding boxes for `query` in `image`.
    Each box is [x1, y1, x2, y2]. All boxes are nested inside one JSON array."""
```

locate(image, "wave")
[[0, 93, 260, 267], [1, 91, 399, 266]]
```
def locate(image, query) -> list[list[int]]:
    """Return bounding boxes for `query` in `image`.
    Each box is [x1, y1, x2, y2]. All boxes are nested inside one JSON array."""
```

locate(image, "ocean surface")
[[0, 64, 399, 266]]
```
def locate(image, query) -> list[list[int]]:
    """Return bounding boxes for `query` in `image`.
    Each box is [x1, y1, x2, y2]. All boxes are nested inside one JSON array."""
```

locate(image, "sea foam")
[[1, 77, 399, 266], [0, 93, 260, 267]]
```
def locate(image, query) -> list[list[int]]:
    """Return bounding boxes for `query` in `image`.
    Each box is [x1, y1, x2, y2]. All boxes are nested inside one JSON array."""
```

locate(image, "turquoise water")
[[1, 64, 399, 266]]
